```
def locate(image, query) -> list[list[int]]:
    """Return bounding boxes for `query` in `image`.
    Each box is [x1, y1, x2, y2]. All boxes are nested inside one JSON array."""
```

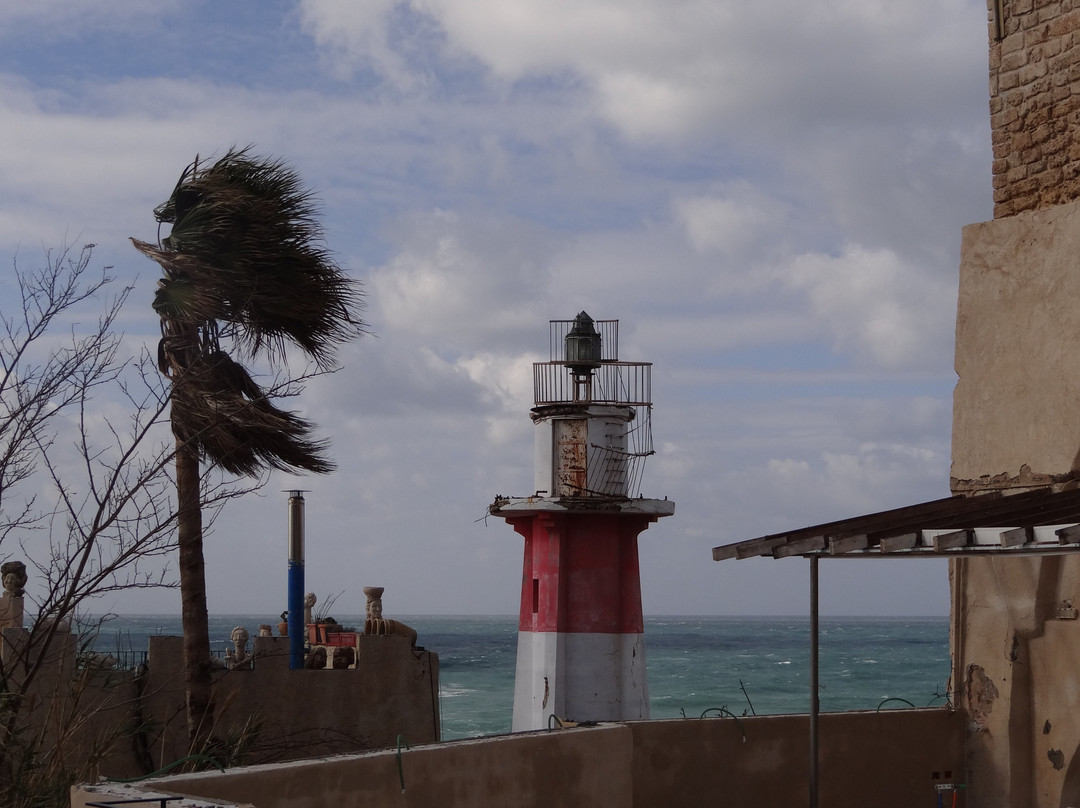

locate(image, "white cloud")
[[785, 244, 956, 369], [674, 184, 790, 257], [299, 0, 984, 144], [299, 0, 422, 88]]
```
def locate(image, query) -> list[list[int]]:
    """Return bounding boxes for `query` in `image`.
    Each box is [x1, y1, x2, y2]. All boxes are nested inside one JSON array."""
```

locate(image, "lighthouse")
[[490, 312, 674, 732]]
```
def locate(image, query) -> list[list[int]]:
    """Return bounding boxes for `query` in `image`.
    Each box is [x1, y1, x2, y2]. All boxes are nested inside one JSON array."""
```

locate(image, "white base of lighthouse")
[[512, 631, 649, 732]]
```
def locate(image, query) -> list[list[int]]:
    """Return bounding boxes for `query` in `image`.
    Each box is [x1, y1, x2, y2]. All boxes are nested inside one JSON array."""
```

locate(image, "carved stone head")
[[364, 586, 385, 619], [1, 561, 27, 597]]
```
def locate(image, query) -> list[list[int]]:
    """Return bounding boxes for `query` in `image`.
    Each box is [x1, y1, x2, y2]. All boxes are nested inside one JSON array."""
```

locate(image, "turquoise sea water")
[[87, 614, 950, 741]]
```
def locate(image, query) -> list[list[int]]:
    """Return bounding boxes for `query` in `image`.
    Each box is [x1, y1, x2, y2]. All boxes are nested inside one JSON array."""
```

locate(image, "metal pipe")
[[809, 555, 819, 808], [287, 491, 306, 670]]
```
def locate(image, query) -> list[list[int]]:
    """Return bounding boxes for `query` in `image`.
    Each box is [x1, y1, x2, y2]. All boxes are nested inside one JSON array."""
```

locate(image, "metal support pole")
[[287, 491, 306, 670], [809, 555, 819, 808]]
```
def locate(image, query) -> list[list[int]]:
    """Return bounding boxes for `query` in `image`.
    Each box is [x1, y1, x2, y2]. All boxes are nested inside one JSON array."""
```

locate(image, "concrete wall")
[[128, 634, 440, 775], [989, 0, 1080, 218], [951, 199, 1080, 807], [3, 629, 439, 782], [73, 710, 964, 808]]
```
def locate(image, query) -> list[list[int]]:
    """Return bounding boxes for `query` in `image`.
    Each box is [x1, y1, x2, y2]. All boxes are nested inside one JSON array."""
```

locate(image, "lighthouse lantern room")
[[490, 312, 674, 732]]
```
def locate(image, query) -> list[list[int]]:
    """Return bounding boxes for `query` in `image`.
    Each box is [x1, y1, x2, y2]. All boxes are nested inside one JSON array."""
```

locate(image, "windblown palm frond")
[[133, 146, 364, 368], [169, 351, 333, 477], [132, 146, 365, 476]]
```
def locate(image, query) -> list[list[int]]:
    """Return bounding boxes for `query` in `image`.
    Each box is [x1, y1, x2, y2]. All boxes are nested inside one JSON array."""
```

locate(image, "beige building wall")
[[947, 2, 1080, 805], [951, 193, 1080, 807]]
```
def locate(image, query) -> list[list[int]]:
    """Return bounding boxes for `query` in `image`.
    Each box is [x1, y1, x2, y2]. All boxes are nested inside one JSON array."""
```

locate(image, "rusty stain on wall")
[[554, 419, 588, 496]]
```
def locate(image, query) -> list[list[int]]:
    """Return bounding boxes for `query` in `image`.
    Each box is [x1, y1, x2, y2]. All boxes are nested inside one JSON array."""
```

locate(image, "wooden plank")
[[774, 536, 826, 558], [1057, 524, 1080, 545], [999, 527, 1031, 547], [933, 529, 972, 552], [829, 534, 869, 555], [714, 536, 783, 560], [712, 544, 739, 561], [735, 537, 787, 560], [879, 533, 918, 552]]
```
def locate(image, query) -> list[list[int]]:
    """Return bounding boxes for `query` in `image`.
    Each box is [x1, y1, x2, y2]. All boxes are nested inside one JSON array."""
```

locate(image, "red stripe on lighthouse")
[[508, 512, 650, 634]]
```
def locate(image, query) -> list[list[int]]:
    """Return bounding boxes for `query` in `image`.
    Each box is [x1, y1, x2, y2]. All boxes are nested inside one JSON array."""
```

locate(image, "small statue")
[[363, 586, 417, 647], [258, 624, 273, 637], [225, 625, 250, 669], [2, 561, 27, 598], [304, 592, 317, 625]]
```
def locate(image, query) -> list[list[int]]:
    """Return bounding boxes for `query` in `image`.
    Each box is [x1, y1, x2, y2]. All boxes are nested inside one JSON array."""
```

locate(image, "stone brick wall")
[[990, 0, 1080, 217]]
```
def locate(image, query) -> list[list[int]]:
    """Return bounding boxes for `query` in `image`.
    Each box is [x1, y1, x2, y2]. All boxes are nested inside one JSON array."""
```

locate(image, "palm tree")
[[132, 147, 364, 748]]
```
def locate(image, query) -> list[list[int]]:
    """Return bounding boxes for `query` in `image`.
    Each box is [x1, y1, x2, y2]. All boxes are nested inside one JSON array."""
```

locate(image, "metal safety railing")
[[533, 361, 651, 407]]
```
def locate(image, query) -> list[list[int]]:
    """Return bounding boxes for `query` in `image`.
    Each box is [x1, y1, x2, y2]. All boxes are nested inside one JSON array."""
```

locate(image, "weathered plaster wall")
[[73, 710, 965, 808], [951, 555, 1080, 807], [989, 0, 1080, 218], [951, 200, 1080, 807]]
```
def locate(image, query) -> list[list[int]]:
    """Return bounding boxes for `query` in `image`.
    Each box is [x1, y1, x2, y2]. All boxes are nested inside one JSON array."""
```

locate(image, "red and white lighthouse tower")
[[491, 312, 674, 732]]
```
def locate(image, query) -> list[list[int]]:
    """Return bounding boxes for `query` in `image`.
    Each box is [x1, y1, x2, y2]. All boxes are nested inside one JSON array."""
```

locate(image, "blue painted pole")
[[287, 491, 306, 670]]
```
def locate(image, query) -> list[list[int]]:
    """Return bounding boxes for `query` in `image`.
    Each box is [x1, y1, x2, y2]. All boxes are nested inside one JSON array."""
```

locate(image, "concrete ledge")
[[73, 709, 964, 808]]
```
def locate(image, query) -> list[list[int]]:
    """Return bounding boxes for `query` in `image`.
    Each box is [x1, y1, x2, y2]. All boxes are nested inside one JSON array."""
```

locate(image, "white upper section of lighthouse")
[[528, 312, 657, 501], [490, 310, 672, 517]]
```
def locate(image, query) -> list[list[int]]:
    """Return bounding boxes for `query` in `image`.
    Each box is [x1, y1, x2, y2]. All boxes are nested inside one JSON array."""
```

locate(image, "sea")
[[83, 614, 951, 742]]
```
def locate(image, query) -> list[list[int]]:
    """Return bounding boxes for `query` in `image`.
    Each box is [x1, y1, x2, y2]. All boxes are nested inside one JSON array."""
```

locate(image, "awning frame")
[[712, 486, 1080, 561]]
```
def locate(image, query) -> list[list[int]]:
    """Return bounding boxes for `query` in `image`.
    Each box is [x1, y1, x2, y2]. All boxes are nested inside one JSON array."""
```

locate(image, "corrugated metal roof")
[[712, 486, 1080, 561]]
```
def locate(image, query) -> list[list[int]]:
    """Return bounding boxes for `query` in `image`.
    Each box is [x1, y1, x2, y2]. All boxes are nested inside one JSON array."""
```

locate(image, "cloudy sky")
[[0, 0, 992, 618]]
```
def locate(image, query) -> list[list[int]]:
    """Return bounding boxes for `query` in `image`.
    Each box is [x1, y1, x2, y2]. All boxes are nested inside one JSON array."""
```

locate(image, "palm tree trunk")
[[176, 436, 213, 749]]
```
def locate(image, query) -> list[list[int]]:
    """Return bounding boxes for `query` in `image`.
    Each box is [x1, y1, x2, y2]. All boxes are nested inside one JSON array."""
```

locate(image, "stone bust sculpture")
[[226, 625, 250, 668], [1, 561, 27, 597]]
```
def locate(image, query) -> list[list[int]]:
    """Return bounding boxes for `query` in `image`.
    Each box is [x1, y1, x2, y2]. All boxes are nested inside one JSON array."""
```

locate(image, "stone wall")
[[990, 0, 1080, 217]]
